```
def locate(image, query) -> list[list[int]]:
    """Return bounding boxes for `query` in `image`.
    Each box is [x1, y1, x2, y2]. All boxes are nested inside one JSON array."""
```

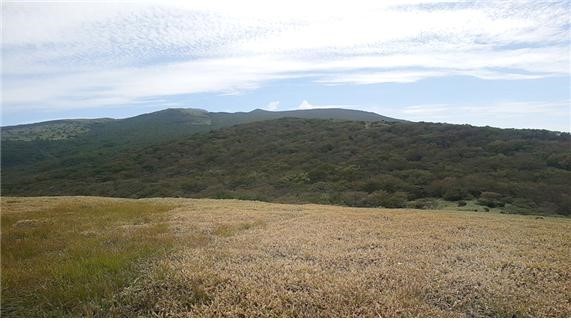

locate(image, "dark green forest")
[[3, 117, 570, 215]]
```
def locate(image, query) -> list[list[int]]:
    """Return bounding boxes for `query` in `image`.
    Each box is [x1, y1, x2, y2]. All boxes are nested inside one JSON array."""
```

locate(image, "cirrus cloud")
[[1, 0, 569, 122]]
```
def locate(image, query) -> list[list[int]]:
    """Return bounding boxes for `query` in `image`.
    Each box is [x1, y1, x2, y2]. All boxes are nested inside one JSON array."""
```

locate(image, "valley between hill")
[[2, 196, 569, 317]]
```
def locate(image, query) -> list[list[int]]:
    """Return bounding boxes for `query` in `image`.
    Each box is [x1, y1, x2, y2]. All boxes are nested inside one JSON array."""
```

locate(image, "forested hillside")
[[3, 118, 570, 215], [1, 108, 396, 167]]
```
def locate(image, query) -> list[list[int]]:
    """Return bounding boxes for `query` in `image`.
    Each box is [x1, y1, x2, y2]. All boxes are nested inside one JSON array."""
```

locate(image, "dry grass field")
[[1, 196, 570, 317]]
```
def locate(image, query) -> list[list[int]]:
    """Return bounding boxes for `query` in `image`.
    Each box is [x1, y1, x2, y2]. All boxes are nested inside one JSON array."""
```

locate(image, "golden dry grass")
[[2, 196, 570, 317]]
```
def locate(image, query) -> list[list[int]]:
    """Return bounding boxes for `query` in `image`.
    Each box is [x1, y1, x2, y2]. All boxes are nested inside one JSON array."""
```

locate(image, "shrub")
[[308, 163, 337, 182], [443, 188, 469, 201], [360, 180, 383, 193], [477, 191, 505, 208], [381, 192, 408, 208], [340, 191, 369, 207], [410, 198, 438, 209], [365, 191, 389, 207], [180, 181, 207, 194]]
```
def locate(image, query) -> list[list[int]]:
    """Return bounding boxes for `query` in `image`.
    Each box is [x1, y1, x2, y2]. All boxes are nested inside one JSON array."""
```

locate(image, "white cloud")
[[298, 100, 313, 109], [400, 101, 571, 117], [266, 101, 280, 111], [297, 100, 355, 110], [1, 0, 569, 112], [371, 100, 571, 132], [319, 70, 448, 84]]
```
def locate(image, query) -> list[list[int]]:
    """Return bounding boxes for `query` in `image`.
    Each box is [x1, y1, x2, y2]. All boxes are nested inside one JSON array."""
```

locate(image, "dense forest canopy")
[[2, 116, 570, 216]]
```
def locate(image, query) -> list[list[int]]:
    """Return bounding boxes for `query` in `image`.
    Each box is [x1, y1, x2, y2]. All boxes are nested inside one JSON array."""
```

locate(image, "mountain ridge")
[[0, 107, 403, 170], [2, 107, 402, 134], [2, 117, 570, 216]]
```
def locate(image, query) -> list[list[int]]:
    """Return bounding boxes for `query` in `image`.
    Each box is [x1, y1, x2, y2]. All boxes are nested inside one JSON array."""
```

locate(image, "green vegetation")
[[1, 108, 395, 167], [0, 119, 112, 141], [2, 111, 570, 216], [0, 197, 176, 317]]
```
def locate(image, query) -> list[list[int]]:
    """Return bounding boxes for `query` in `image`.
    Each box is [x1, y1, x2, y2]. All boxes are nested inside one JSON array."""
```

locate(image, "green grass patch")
[[1, 198, 177, 317]]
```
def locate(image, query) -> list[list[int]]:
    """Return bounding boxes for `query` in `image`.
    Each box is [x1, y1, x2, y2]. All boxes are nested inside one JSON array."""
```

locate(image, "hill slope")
[[2, 107, 398, 142], [1, 107, 400, 167], [3, 118, 570, 215]]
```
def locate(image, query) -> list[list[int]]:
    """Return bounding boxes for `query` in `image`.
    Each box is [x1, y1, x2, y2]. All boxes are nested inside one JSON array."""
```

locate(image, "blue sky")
[[2, 0, 570, 131]]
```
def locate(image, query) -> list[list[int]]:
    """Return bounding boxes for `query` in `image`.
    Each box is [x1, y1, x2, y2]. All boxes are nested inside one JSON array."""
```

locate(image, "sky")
[[1, 0, 570, 131]]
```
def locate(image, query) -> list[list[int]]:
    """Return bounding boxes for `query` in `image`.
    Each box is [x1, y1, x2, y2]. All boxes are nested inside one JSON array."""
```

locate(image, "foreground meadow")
[[1, 197, 569, 317]]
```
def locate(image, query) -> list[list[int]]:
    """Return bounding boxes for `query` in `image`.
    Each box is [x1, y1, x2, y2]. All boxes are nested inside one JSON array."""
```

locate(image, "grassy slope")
[[0, 197, 178, 316], [2, 197, 570, 317]]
